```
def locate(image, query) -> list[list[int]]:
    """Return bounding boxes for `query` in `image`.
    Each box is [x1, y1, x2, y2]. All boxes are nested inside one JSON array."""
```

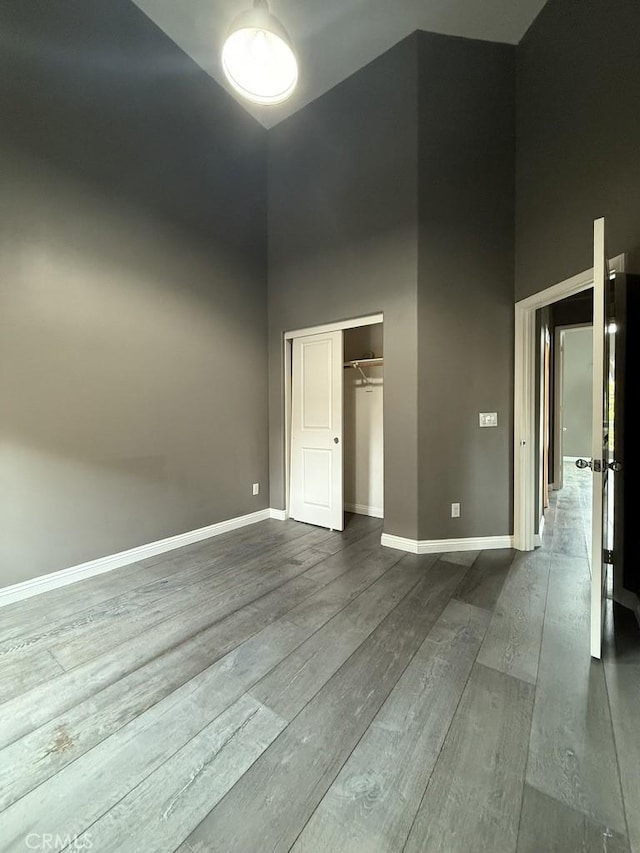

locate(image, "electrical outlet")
[[252, 483, 259, 496], [451, 502, 460, 518]]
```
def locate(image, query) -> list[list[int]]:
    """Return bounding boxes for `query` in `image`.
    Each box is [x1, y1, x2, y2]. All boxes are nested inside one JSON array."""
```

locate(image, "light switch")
[[479, 412, 498, 428]]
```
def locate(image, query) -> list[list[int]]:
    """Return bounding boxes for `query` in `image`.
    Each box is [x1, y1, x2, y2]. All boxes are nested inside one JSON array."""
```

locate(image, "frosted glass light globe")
[[222, 2, 298, 106]]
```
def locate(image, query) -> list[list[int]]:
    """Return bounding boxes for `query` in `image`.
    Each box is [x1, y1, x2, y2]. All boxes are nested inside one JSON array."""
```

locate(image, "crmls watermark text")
[[25, 834, 93, 850]]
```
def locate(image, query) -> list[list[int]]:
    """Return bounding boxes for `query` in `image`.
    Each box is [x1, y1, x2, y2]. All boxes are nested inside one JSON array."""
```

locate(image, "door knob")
[[576, 458, 592, 469], [334, 437, 339, 444], [608, 460, 623, 472]]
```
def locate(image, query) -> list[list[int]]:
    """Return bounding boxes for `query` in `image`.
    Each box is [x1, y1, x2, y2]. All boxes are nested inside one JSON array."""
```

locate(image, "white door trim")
[[283, 314, 383, 520], [513, 255, 626, 551], [284, 314, 383, 341]]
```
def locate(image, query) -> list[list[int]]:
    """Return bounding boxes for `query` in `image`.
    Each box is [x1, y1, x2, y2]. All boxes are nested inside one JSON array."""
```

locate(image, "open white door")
[[589, 217, 611, 659], [290, 331, 344, 530]]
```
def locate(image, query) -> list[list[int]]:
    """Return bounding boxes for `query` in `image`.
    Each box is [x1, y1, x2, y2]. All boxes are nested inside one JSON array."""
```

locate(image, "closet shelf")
[[343, 357, 383, 368], [343, 357, 383, 391]]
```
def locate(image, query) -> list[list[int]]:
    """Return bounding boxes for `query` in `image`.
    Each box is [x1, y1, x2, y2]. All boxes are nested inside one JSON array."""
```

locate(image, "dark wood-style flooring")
[[0, 462, 638, 852]]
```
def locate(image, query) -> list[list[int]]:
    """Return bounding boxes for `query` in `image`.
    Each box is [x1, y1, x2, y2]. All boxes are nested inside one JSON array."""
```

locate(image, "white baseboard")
[[269, 508, 288, 521], [345, 503, 384, 519], [0, 507, 278, 609], [533, 514, 546, 547], [380, 534, 514, 555]]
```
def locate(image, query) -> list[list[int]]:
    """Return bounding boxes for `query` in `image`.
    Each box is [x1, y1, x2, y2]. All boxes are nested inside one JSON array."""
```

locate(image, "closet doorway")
[[343, 324, 384, 520], [284, 314, 384, 531]]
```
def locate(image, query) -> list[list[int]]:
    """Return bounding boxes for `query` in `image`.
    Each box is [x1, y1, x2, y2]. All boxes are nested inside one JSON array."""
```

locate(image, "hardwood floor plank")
[[440, 550, 480, 567], [526, 554, 627, 833], [0, 649, 63, 705], [0, 529, 384, 747], [517, 784, 630, 853], [403, 664, 534, 853], [550, 523, 589, 558], [0, 582, 313, 750], [50, 522, 382, 670], [291, 599, 489, 853], [603, 603, 640, 853], [309, 515, 382, 556], [185, 557, 469, 853], [0, 519, 315, 642], [205, 533, 395, 662], [280, 545, 405, 633], [0, 608, 314, 841], [477, 547, 550, 685], [3, 526, 338, 669], [249, 556, 430, 720], [72, 696, 287, 853], [293, 531, 387, 595], [46, 543, 329, 670], [0, 539, 397, 814], [0, 652, 274, 848], [453, 548, 515, 612]]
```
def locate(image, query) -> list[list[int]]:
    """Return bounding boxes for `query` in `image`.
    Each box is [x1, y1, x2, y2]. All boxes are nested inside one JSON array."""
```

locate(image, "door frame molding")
[[283, 313, 383, 520], [514, 256, 626, 551]]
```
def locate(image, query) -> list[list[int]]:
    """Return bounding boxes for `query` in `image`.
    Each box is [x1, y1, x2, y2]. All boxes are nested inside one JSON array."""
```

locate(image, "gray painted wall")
[[8, 0, 634, 583], [516, 0, 640, 301], [417, 31, 516, 540], [268, 31, 515, 543], [0, 0, 268, 586], [268, 36, 420, 540], [562, 327, 593, 458]]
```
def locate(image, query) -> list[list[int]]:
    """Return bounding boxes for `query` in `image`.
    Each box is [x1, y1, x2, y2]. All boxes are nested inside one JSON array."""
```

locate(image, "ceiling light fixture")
[[221, 0, 298, 106]]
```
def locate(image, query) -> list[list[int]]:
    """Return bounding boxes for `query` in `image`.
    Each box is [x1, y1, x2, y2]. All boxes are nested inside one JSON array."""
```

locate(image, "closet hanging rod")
[[343, 357, 383, 392], [343, 357, 383, 368]]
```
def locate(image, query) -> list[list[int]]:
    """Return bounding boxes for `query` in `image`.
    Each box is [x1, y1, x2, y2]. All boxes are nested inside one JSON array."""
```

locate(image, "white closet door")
[[290, 331, 344, 530]]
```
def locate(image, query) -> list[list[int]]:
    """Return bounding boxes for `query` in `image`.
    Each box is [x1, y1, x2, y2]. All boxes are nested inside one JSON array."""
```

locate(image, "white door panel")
[[290, 331, 343, 530]]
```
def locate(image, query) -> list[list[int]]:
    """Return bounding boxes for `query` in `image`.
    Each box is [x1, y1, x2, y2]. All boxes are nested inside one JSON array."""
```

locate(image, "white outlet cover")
[[479, 412, 498, 428]]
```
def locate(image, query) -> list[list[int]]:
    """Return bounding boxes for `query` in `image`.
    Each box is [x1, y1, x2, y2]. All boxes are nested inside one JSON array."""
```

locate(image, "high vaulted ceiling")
[[132, 0, 548, 128]]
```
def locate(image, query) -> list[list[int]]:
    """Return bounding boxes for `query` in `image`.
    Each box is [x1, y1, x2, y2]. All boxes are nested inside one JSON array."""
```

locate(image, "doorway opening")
[[513, 253, 625, 553], [283, 314, 384, 531], [343, 324, 384, 520], [556, 325, 594, 557], [535, 291, 594, 557]]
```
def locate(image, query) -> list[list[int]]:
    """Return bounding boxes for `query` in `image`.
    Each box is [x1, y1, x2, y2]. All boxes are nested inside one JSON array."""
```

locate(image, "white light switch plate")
[[479, 412, 498, 428]]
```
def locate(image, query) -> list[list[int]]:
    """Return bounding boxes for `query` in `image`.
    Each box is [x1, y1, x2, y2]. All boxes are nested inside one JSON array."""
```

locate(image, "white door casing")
[[290, 331, 344, 530], [590, 216, 608, 659]]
